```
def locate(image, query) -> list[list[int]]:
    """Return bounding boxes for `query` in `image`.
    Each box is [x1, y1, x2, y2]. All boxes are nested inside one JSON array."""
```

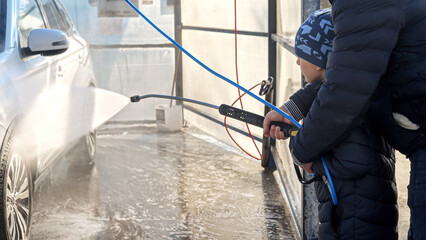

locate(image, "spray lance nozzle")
[[130, 96, 141, 102]]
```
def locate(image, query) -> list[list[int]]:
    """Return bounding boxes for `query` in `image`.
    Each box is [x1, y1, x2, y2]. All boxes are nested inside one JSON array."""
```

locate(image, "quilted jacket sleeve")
[[291, 0, 403, 163]]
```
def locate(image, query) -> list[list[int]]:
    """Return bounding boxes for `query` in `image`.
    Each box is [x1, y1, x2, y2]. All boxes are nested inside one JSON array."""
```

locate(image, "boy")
[[264, 9, 398, 239]]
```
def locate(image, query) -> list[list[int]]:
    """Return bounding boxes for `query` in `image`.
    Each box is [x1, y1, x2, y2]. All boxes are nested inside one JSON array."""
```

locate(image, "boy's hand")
[[263, 107, 295, 140]]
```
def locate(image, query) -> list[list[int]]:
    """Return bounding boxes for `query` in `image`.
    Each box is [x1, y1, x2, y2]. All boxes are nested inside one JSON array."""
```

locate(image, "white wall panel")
[[277, 0, 301, 41], [182, 29, 268, 154], [182, 0, 267, 32]]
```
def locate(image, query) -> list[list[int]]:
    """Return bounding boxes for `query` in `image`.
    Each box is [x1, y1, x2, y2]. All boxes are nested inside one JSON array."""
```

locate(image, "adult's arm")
[[291, 0, 403, 164]]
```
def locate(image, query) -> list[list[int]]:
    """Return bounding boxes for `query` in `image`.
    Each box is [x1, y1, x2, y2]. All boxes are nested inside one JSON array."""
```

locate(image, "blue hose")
[[125, 0, 338, 205]]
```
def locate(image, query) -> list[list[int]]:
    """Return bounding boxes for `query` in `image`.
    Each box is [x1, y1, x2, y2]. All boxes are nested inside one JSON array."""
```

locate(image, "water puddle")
[[31, 127, 297, 239]]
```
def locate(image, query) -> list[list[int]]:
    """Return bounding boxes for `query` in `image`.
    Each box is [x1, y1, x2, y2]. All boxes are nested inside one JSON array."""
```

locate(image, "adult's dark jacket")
[[288, 82, 398, 239], [291, 0, 426, 163]]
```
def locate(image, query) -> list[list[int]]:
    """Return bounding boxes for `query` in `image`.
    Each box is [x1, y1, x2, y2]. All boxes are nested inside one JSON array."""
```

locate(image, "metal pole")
[[261, 0, 277, 168], [174, 0, 183, 102]]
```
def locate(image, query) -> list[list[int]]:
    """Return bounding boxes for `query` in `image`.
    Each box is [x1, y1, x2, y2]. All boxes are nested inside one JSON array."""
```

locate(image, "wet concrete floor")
[[30, 126, 296, 239]]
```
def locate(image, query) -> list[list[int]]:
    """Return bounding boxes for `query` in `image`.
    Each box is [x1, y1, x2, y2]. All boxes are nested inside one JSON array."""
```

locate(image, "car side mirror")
[[27, 29, 69, 56]]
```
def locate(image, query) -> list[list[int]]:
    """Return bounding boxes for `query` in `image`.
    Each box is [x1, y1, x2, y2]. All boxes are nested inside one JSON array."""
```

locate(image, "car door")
[[12, 0, 55, 184], [38, 0, 83, 87], [35, 0, 90, 174], [31, 0, 75, 174], [53, 0, 93, 87], [14, 0, 51, 103]]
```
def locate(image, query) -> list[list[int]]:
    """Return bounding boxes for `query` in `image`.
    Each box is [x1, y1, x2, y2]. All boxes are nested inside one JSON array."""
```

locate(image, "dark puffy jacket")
[[291, 0, 426, 163], [288, 82, 398, 239]]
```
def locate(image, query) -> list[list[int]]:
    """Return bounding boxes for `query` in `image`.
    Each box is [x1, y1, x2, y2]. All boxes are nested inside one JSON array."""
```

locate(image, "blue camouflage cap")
[[294, 8, 335, 69]]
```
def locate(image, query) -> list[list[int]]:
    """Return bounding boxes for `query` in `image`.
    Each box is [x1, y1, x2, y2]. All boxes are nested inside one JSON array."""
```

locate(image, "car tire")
[[68, 130, 96, 164], [0, 129, 33, 240], [67, 84, 97, 164]]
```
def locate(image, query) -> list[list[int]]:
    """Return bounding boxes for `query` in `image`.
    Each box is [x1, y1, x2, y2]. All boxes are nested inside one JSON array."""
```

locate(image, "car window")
[[53, 0, 74, 35], [19, 0, 46, 49], [39, 0, 67, 34], [0, 1, 6, 52]]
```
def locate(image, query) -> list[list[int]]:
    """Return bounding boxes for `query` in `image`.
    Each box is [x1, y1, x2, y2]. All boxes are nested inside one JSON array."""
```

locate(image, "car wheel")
[[68, 130, 96, 163], [0, 133, 33, 240], [67, 84, 97, 163], [84, 130, 96, 161]]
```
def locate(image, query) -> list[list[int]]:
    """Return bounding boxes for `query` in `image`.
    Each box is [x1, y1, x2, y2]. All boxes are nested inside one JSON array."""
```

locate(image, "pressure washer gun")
[[130, 94, 299, 138], [218, 104, 298, 138]]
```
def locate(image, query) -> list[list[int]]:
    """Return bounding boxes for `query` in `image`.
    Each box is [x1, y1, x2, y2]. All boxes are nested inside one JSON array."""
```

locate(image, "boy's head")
[[294, 8, 335, 83]]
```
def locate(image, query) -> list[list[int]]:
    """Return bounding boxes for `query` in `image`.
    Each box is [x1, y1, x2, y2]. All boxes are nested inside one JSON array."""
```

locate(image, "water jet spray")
[[15, 86, 129, 160]]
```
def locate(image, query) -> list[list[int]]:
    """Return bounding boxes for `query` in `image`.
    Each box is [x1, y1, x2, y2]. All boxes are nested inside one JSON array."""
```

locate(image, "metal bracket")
[[259, 77, 274, 96]]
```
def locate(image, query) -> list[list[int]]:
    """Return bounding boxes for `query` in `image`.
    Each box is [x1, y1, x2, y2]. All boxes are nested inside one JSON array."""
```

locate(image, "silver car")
[[0, 0, 96, 239]]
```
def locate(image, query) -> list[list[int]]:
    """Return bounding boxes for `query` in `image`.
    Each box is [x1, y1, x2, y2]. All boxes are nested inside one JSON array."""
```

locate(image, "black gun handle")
[[270, 121, 299, 138], [218, 104, 299, 138], [219, 104, 265, 127]]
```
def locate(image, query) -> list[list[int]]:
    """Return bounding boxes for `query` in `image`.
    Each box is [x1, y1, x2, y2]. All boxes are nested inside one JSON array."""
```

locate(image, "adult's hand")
[[263, 106, 295, 140], [300, 162, 314, 173]]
